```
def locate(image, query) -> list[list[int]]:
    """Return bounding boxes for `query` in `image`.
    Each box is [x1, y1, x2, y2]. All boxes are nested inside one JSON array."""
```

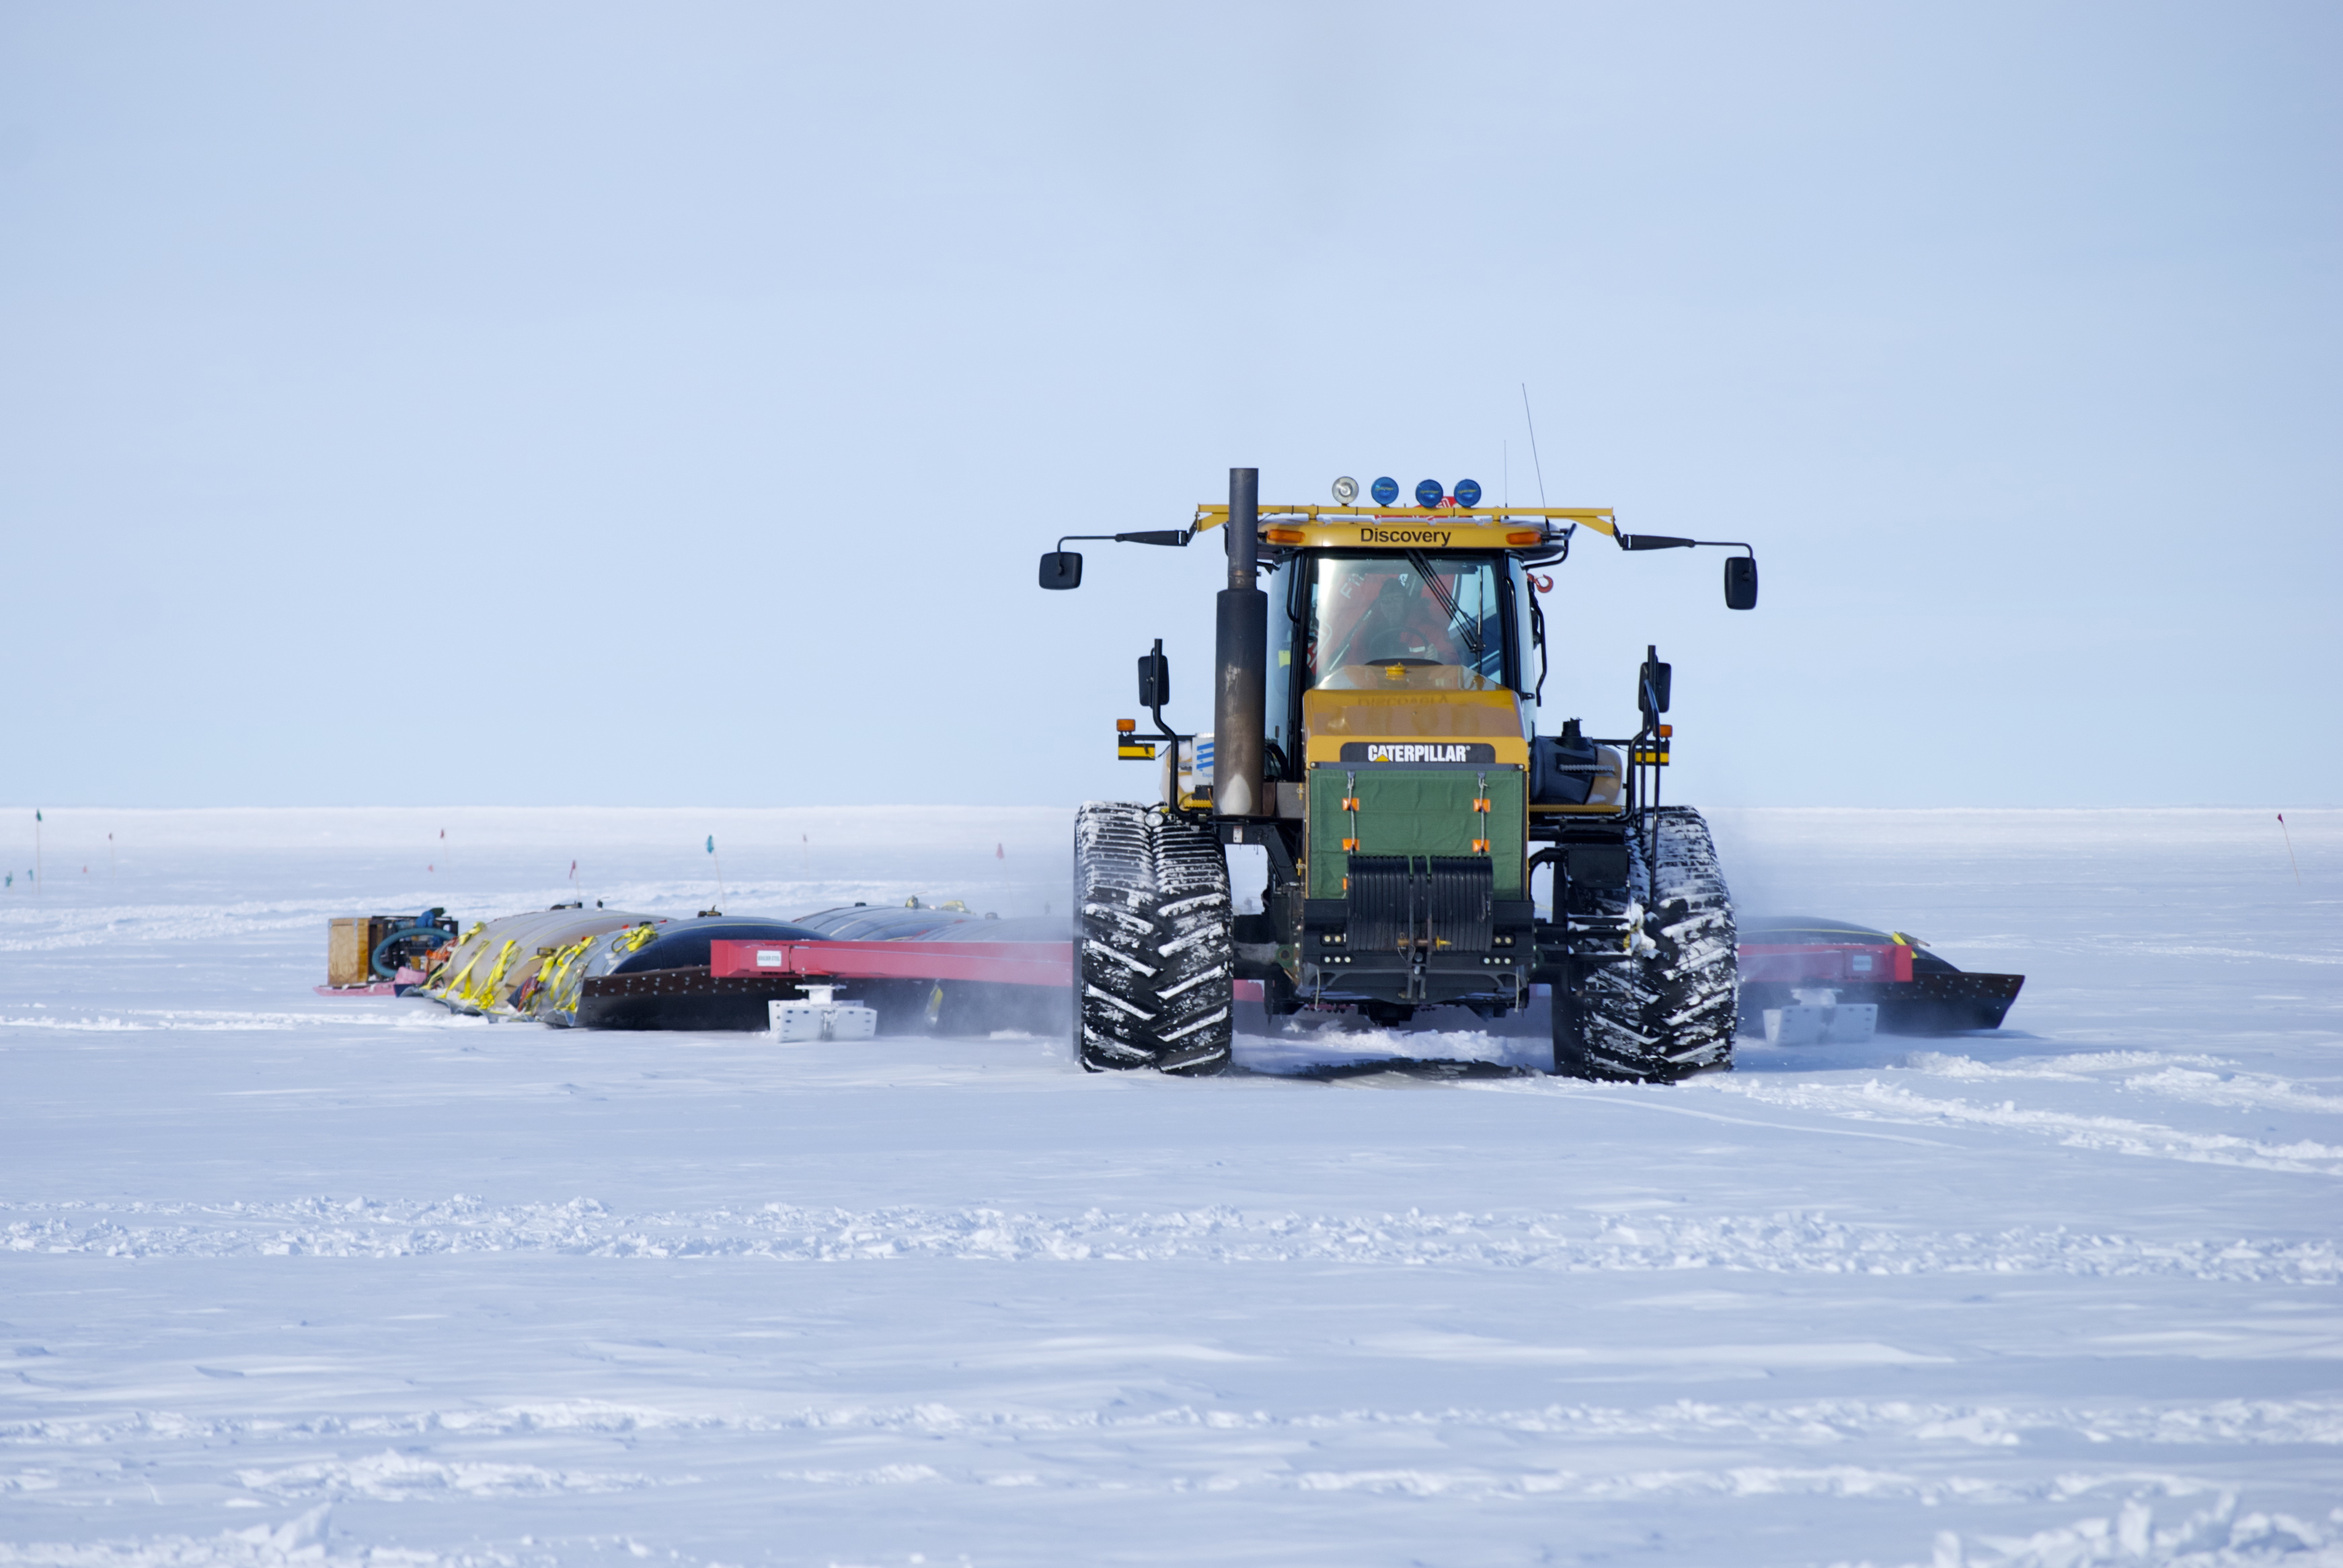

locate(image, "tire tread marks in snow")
[[1563, 806, 1737, 1083], [1074, 801, 1233, 1074]]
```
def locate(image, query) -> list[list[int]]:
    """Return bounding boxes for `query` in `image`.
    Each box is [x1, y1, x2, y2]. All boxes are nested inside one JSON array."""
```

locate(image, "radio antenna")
[[1520, 383, 1549, 506]]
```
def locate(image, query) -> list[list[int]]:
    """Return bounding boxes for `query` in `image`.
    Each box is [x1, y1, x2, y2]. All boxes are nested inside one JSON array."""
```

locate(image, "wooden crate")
[[327, 917, 373, 987]]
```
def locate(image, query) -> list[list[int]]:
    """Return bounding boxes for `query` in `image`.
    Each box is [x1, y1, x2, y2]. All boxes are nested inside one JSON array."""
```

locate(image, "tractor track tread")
[[1558, 805, 1737, 1083], [1073, 801, 1234, 1075]]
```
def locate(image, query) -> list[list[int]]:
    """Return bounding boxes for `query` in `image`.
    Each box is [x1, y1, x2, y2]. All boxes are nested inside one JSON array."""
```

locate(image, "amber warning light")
[[1115, 717, 1156, 760]]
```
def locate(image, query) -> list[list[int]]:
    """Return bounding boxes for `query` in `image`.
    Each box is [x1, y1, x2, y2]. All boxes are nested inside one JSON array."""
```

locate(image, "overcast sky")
[[3, 2, 2336, 811]]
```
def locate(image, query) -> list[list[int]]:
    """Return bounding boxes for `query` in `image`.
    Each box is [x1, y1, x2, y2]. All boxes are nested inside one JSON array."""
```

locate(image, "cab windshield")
[[1305, 553, 1508, 691]]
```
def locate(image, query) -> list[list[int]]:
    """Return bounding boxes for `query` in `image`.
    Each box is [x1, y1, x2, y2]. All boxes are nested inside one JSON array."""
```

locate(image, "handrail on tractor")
[[1189, 504, 1618, 535]]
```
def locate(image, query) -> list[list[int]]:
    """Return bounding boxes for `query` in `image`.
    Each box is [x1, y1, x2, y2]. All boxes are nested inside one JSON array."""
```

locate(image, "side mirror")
[[1724, 555, 1758, 611], [1137, 644, 1169, 709], [1038, 551, 1083, 590], [1638, 648, 1672, 718]]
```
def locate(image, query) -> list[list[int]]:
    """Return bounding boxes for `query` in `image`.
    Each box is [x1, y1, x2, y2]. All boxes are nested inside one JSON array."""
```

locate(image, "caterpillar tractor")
[[1038, 468, 1761, 1082]]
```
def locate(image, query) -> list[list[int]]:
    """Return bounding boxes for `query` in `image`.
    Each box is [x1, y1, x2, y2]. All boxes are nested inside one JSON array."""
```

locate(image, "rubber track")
[[1567, 806, 1738, 1083], [1073, 801, 1233, 1074]]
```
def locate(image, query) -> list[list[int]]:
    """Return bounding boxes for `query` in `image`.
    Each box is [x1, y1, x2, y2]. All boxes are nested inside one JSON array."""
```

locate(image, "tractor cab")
[[1294, 553, 1517, 688], [1266, 549, 1539, 779]]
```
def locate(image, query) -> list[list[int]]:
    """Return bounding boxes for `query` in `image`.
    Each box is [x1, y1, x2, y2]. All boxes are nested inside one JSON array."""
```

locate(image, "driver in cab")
[[1320, 571, 1474, 682]]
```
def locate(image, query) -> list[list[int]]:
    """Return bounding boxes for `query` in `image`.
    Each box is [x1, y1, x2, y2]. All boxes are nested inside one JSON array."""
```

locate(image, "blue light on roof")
[[1455, 478, 1482, 507], [1370, 476, 1399, 506], [1414, 479, 1443, 508]]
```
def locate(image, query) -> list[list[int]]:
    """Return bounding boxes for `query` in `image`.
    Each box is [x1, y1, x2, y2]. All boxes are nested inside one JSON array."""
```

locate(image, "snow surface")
[[1, 806, 2338, 1567]]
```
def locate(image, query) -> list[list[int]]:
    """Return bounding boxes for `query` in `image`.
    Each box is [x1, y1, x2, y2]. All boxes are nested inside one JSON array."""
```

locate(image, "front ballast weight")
[[1073, 800, 1235, 1074]]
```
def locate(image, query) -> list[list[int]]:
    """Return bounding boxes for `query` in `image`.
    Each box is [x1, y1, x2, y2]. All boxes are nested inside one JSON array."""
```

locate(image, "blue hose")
[[372, 914, 453, 980]]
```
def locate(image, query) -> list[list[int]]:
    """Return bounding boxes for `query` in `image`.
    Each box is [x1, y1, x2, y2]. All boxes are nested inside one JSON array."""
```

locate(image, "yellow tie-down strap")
[[521, 935, 595, 1016], [463, 939, 520, 1011], [425, 931, 490, 1003]]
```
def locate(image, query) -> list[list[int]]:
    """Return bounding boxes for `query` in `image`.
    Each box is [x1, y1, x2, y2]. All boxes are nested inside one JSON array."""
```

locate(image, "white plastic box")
[[769, 985, 877, 1044], [1763, 991, 1878, 1046]]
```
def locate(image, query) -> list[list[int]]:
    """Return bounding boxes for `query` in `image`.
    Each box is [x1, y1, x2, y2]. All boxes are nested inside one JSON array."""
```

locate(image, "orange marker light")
[[1657, 723, 1673, 738], [1264, 527, 1306, 545], [1116, 718, 1137, 732], [1505, 530, 1542, 545]]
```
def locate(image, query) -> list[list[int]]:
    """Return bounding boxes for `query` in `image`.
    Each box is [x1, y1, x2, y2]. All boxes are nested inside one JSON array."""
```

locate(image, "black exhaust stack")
[[1214, 467, 1268, 818]]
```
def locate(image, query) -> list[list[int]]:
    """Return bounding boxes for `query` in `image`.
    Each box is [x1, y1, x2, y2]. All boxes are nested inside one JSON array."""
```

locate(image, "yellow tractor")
[[1039, 468, 1759, 1081]]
